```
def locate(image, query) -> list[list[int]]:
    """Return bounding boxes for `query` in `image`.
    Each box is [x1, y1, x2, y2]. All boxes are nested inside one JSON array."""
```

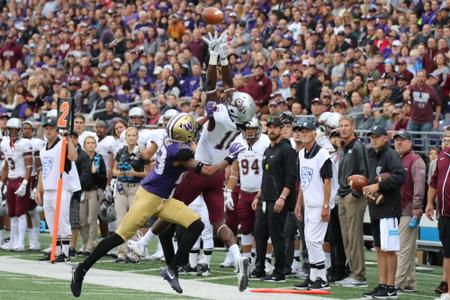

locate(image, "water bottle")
[[408, 216, 417, 228]]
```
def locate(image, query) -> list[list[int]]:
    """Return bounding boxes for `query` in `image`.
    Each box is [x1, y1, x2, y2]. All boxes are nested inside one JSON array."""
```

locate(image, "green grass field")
[[0, 233, 443, 299]]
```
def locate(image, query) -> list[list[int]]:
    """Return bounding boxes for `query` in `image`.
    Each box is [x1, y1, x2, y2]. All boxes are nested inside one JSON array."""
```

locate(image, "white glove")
[[30, 187, 37, 200], [218, 32, 229, 61], [224, 189, 234, 211], [15, 180, 28, 197], [202, 31, 228, 55]]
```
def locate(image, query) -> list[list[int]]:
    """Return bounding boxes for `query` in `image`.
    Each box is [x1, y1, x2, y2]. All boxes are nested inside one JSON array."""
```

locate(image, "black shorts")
[[370, 219, 381, 248], [438, 216, 450, 258]]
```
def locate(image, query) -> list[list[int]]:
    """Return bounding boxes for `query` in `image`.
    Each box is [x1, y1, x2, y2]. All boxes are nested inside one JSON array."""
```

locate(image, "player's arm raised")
[[66, 134, 78, 161], [218, 30, 234, 103], [203, 31, 226, 103]]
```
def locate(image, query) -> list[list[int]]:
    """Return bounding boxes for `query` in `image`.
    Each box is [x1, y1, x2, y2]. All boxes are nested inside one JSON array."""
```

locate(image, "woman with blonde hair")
[[79, 136, 107, 254], [112, 127, 150, 263]]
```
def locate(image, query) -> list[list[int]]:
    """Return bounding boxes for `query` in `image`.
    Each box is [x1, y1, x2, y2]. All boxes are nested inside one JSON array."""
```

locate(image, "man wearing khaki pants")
[[394, 130, 426, 293], [335, 116, 369, 287]]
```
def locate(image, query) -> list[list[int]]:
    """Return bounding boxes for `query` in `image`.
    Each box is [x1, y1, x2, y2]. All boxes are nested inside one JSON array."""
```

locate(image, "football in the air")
[[202, 7, 224, 25], [348, 174, 369, 192], [366, 172, 391, 205]]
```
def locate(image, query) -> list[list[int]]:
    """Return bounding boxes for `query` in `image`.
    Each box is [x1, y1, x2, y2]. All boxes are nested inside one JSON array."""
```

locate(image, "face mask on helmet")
[[129, 116, 145, 128], [128, 107, 147, 128], [6, 118, 22, 140]]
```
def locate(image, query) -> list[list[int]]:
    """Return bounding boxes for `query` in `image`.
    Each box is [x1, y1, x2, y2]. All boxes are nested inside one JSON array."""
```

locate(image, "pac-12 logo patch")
[[300, 166, 313, 191], [42, 157, 53, 178]]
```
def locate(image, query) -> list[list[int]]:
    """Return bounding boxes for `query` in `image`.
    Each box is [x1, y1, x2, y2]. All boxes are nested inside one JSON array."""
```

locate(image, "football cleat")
[[237, 256, 250, 292], [127, 239, 147, 257], [197, 264, 211, 277], [220, 252, 234, 268], [71, 264, 86, 297], [161, 267, 182, 294]]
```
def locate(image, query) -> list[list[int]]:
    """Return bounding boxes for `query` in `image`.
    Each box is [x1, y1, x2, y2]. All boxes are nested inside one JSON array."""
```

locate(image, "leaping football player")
[[71, 113, 245, 296]]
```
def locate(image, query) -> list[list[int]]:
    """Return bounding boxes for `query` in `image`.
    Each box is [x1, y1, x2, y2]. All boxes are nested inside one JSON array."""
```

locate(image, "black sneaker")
[[179, 265, 198, 275], [260, 272, 286, 283], [294, 278, 311, 290], [373, 286, 397, 299], [363, 284, 385, 298], [309, 278, 330, 290], [69, 248, 77, 257], [70, 264, 86, 297], [161, 267, 182, 294], [436, 281, 448, 294], [39, 252, 50, 261], [197, 264, 211, 276], [249, 270, 265, 280], [55, 253, 69, 263], [115, 256, 127, 263]]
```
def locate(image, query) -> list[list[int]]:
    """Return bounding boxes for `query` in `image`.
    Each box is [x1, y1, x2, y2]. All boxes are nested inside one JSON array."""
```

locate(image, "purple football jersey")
[[141, 138, 192, 198]]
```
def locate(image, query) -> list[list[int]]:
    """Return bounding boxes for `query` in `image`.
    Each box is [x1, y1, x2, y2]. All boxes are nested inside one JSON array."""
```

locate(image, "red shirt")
[[408, 84, 440, 124], [430, 148, 450, 217]]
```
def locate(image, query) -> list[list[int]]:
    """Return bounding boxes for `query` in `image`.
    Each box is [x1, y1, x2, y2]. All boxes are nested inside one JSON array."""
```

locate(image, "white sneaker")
[[336, 277, 368, 287], [0, 242, 12, 251], [42, 246, 51, 253], [265, 259, 274, 275], [12, 245, 25, 252], [436, 293, 450, 300], [149, 250, 164, 261], [291, 260, 301, 274], [127, 240, 147, 257], [220, 252, 234, 268], [236, 257, 250, 292], [29, 244, 41, 251], [295, 269, 309, 278]]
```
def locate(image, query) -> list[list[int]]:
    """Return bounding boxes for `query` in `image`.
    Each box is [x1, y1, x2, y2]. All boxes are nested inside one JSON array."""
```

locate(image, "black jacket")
[[75, 145, 92, 190], [338, 137, 370, 198], [367, 143, 405, 219], [294, 75, 322, 112], [261, 139, 297, 211]]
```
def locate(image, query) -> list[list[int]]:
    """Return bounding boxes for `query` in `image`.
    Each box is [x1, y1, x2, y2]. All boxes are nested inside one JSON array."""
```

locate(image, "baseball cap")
[[267, 117, 283, 128], [392, 40, 402, 47], [153, 66, 163, 75], [268, 100, 277, 106], [297, 120, 315, 131], [311, 98, 323, 105], [95, 120, 108, 128], [99, 85, 109, 92], [43, 117, 58, 127], [368, 126, 388, 137], [393, 130, 411, 140], [333, 99, 347, 108]]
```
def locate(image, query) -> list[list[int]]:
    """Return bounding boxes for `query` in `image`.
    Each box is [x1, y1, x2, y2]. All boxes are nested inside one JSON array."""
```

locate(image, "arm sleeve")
[[174, 148, 195, 162], [282, 146, 297, 190], [320, 159, 333, 179], [379, 152, 406, 193], [410, 158, 426, 209]]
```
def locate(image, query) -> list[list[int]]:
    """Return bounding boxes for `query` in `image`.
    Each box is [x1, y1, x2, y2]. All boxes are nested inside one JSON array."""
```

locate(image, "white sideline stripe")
[[0, 256, 331, 300]]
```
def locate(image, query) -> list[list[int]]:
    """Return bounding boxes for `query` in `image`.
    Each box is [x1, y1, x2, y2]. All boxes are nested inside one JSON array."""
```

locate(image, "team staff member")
[[112, 127, 150, 263], [36, 117, 81, 262], [336, 116, 370, 288], [252, 117, 297, 282], [363, 126, 405, 299], [426, 134, 450, 300], [294, 120, 332, 291], [394, 130, 426, 293]]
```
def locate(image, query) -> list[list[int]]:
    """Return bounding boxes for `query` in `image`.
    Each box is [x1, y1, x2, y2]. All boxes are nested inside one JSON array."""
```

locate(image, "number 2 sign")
[[57, 98, 74, 132]]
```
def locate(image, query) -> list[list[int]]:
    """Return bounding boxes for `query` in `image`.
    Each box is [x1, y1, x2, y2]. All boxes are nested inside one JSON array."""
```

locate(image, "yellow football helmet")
[[166, 113, 197, 143]]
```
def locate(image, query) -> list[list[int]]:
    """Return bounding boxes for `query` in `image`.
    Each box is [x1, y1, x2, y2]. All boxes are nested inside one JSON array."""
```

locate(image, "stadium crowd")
[[0, 0, 448, 299]]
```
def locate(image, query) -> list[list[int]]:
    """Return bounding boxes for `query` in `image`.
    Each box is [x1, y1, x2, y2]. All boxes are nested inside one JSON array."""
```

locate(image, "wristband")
[[279, 195, 286, 200], [195, 162, 204, 174], [224, 156, 234, 165], [209, 52, 218, 65], [22, 179, 29, 185], [224, 188, 232, 193]]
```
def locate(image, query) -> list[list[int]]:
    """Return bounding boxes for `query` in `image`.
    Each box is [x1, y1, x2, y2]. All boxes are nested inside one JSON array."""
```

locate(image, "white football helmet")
[[244, 117, 261, 144], [7, 118, 22, 139], [157, 109, 179, 128], [128, 107, 147, 128], [227, 92, 256, 125], [325, 112, 341, 129]]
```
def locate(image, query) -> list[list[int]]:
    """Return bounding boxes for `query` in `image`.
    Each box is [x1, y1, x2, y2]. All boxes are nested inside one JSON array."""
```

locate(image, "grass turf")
[[0, 233, 443, 299]]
